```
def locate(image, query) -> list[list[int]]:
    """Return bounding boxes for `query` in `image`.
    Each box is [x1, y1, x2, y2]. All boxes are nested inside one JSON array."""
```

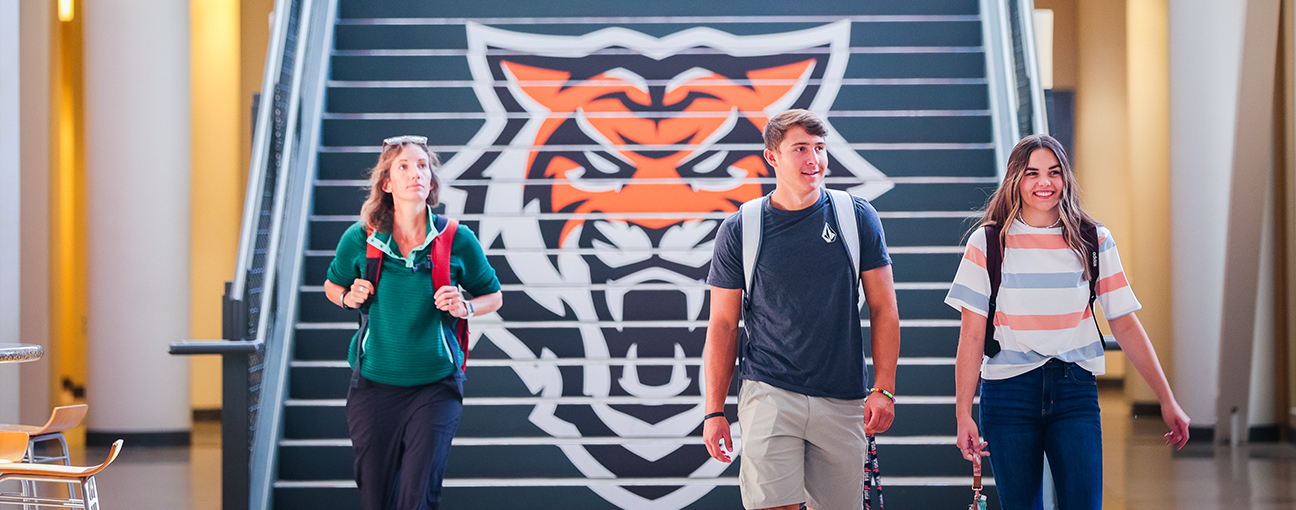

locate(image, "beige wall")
[[188, 0, 273, 412], [189, 0, 243, 411]]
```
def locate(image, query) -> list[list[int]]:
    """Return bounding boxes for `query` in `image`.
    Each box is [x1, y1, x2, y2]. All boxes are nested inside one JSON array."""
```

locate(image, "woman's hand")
[[956, 415, 989, 465], [1161, 399, 1191, 449], [434, 285, 470, 318], [344, 279, 374, 308]]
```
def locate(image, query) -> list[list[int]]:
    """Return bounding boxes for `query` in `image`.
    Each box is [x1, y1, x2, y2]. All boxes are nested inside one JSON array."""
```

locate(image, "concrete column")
[[18, 0, 52, 425], [1213, 0, 1282, 444], [0, 0, 21, 424], [1168, 0, 1247, 430], [83, 0, 191, 444]]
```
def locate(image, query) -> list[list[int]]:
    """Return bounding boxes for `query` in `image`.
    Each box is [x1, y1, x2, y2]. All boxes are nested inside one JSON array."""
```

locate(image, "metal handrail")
[[247, 0, 338, 506], [981, 0, 1049, 181], [981, 0, 1019, 180], [1010, 0, 1049, 136], [231, 0, 295, 314]]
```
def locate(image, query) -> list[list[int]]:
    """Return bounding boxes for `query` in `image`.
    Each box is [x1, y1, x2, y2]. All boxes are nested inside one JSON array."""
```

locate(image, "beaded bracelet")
[[703, 411, 726, 421], [868, 387, 896, 403]]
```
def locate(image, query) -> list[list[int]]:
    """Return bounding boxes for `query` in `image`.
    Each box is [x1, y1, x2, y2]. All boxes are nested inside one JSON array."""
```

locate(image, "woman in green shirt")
[[324, 135, 502, 509]]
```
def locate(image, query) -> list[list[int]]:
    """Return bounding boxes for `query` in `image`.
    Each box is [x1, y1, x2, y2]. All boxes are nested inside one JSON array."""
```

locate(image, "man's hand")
[[703, 416, 734, 463], [863, 392, 894, 435]]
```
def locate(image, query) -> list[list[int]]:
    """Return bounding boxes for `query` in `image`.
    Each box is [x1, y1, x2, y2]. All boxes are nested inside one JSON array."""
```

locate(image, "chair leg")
[[82, 476, 99, 510], [57, 435, 76, 502], [20, 441, 35, 510], [19, 479, 34, 510]]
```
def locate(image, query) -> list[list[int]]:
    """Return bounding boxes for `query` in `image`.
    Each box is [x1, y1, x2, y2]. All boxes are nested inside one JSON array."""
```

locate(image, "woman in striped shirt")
[[945, 135, 1190, 509]]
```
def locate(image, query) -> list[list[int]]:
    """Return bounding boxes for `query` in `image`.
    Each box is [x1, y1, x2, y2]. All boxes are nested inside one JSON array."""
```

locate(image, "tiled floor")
[[3, 391, 1295, 509]]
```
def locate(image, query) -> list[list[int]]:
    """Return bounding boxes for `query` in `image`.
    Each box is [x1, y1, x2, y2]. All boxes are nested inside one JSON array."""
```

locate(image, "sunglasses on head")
[[382, 135, 428, 148]]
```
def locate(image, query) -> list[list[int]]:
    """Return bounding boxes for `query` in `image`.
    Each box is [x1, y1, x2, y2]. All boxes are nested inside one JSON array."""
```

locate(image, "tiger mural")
[[435, 20, 892, 509]]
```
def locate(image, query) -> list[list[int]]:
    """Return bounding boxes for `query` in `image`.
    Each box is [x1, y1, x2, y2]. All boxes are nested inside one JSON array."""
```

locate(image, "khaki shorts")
[[737, 380, 867, 510]]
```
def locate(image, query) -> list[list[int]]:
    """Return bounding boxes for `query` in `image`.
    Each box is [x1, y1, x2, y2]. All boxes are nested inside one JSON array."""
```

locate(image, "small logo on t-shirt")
[[822, 222, 837, 243]]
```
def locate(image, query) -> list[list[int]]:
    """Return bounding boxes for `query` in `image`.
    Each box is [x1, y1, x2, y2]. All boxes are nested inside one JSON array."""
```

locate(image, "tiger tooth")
[[605, 285, 627, 331], [685, 286, 705, 331]]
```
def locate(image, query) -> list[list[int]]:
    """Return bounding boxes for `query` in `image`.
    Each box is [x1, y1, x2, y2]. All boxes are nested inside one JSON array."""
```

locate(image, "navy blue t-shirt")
[[707, 190, 891, 399]]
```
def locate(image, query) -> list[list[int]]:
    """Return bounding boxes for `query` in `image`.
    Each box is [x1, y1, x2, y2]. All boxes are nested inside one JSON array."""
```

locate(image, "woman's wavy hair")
[[980, 134, 1099, 280], [360, 139, 442, 234]]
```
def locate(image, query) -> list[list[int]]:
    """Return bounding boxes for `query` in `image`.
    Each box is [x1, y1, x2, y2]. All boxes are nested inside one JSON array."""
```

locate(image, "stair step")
[[277, 443, 990, 481], [311, 180, 995, 216], [288, 363, 963, 400], [293, 324, 963, 361], [283, 402, 978, 440], [308, 217, 980, 251], [274, 483, 998, 510], [328, 51, 987, 82], [295, 287, 960, 324], [316, 145, 998, 181], [336, 0, 981, 19], [333, 20, 984, 52], [301, 251, 967, 288]]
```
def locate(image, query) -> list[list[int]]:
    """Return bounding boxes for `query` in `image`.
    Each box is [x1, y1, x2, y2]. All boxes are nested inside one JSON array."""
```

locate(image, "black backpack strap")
[[1080, 222, 1106, 349], [983, 224, 1002, 359], [352, 231, 385, 388]]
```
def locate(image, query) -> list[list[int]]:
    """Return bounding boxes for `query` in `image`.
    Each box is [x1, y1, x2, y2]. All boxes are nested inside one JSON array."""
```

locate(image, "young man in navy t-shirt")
[[702, 109, 901, 510]]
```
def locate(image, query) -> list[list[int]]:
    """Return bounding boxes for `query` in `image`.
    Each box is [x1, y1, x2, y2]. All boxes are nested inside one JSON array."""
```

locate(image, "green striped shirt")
[[326, 208, 501, 386]]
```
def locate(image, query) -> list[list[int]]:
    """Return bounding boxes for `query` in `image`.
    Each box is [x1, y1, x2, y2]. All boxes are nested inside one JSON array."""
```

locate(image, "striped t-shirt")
[[944, 219, 1141, 380]]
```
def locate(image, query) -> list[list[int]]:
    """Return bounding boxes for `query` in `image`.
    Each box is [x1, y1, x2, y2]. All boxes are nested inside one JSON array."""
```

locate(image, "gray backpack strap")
[[826, 189, 861, 285], [740, 195, 766, 297]]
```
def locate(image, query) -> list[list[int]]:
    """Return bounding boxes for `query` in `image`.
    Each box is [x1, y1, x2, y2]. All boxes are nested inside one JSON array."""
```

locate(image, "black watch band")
[[340, 290, 353, 309], [703, 411, 725, 421]]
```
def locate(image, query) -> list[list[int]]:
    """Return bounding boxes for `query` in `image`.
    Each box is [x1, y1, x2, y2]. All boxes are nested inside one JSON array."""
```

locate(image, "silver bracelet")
[[465, 301, 475, 318]]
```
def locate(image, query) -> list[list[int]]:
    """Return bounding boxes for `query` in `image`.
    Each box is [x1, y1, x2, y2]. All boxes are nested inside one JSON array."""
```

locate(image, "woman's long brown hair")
[[980, 135, 1099, 281], [360, 140, 442, 234]]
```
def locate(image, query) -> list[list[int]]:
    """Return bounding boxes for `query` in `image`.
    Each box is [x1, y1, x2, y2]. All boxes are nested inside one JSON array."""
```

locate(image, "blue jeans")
[[980, 358, 1102, 510]]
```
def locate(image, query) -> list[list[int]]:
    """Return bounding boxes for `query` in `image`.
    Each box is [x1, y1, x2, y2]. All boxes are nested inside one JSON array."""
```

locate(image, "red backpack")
[[360, 215, 471, 372]]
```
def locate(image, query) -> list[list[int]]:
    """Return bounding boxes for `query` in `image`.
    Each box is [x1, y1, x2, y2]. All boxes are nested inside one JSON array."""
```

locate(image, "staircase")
[[257, 0, 1047, 508]]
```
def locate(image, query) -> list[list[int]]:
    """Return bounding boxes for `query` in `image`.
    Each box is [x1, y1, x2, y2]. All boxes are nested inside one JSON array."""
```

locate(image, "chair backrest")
[[33, 404, 88, 436], [0, 431, 30, 462]]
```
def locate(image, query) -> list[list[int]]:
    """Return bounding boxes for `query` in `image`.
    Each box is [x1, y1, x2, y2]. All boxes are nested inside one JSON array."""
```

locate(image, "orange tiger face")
[[502, 59, 816, 243]]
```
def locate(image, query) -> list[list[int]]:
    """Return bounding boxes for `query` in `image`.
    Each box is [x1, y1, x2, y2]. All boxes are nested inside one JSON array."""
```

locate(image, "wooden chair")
[[0, 404, 88, 504], [0, 430, 123, 510], [0, 405, 87, 465]]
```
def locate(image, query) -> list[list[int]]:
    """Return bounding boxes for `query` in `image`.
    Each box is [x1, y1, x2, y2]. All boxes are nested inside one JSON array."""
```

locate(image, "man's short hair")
[[763, 109, 828, 152]]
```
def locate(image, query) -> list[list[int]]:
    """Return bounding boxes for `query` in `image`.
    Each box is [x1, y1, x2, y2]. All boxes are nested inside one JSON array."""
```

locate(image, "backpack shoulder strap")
[[430, 215, 469, 371], [362, 229, 383, 310], [1080, 221, 1106, 349], [983, 224, 1003, 358], [740, 195, 766, 300], [826, 189, 861, 285], [430, 215, 457, 291], [1080, 222, 1100, 302]]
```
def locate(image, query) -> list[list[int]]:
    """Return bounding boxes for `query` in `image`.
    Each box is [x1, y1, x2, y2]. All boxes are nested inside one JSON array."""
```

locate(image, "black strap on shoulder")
[[362, 260, 382, 308], [983, 225, 1002, 358], [1080, 221, 1106, 350]]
